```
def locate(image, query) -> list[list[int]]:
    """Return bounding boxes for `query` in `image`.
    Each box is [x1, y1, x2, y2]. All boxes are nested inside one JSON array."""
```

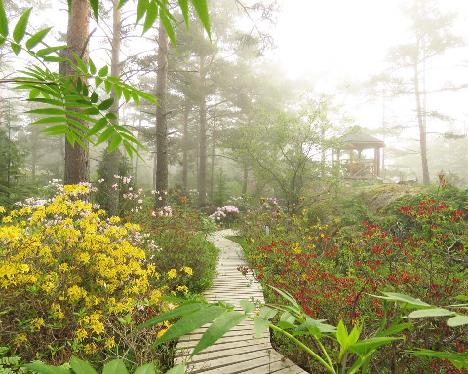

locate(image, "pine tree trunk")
[[64, 0, 89, 184], [198, 56, 208, 207], [414, 62, 430, 185], [155, 20, 169, 208], [182, 102, 189, 192], [106, 0, 122, 215]]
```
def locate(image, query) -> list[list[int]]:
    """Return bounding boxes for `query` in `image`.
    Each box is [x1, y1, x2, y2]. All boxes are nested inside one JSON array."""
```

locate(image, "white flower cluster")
[[152, 205, 173, 217], [209, 205, 240, 221]]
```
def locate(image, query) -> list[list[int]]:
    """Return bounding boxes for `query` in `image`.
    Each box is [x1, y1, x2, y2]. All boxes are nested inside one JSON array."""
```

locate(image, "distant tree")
[[388, 0, 461, 185]]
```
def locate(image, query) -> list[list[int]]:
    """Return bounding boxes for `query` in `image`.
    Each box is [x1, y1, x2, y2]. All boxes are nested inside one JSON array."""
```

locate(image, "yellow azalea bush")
[[0, 185, 192, 362]]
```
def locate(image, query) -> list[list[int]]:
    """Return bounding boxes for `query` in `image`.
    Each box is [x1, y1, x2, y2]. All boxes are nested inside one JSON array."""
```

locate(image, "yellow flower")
[[104, 336, 116, 349], [58, 263, 69, 272], [109, 216, 121, 223], [0, 206, 5, 213], [67, 285, 88, 302], [13, 333, 27, 346], [181, 266, 193, 276], [88, 313, 104, 334], [29, 317, 45, 331], [84, 343, 97, 355], [149, 289, 162, 305], [2, 216, 12, 223], [75, 328, 88, 341], [176, 285, 189, 294], [157, 328, 168, 338], [50, 303, 64, 319], [167, 268, 177, 279]]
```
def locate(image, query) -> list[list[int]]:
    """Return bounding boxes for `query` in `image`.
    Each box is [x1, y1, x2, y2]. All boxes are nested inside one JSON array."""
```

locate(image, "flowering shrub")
[[0, 185, 191, 363], [238, 192, 467, 372], [209, 205, 239, 223]]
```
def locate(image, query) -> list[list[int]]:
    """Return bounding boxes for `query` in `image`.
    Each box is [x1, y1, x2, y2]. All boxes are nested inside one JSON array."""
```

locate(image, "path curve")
[[175, 229, 308, 374]]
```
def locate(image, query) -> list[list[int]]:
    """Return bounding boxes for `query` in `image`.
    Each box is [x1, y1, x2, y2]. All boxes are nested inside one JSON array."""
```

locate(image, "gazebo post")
[[374, 147, 380, 177]]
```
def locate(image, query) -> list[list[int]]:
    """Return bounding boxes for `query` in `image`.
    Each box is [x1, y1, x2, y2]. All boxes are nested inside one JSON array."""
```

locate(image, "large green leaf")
[[407, 308, 455, 319], [165, 365, 186, 374], [133, 363, 156, 374], [136, 0, 149, 23], [25, 362, 71, 374], [374, 292, 431, 308], [103, 359, 128, 374], [254, 318, 269, 338], [138, 303, 205, 330], [191, 0, 211, 37], [178, 0, 189, 26], [26, 28, 52, 50], [156, 306, 227, 346], [192, 311, 246, 355], [13, 8, 32, 43], [447, 314, 468, 327], [70, 356, 98, 374], [89, 0, 99, 20], [349, 337, 404, 357], [143, 0, 158, 33], [239, 300, 255, 314], [0, 0, 8, 37]]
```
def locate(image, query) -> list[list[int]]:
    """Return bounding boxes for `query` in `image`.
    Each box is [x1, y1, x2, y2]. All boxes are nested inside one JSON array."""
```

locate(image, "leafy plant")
[[0, 0, 211, 157]]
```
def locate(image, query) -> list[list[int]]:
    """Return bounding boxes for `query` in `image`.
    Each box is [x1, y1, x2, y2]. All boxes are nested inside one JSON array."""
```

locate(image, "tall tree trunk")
[[210, 124, 216, 201], [242, 163, 248, 195], [155, 19, 169, 208], [414, 61, 430, 185], [182, 101, 189, 192], [198, 56, 208, 207], [64, 0, 90, 184], [105, 0, 122, 215]]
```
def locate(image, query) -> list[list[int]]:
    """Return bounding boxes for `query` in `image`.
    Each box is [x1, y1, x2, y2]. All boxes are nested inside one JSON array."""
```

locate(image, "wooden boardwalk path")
[[175, 230, 308, 374]]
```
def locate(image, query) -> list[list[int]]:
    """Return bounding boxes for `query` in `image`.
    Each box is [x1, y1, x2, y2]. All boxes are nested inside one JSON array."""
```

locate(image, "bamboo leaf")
[[13, 8, 32, 43], [191, 0, 211, 38], [143, 0, 158, 34], [178, 0, 189, 27], [136, 0, 148, 23], [0, 0, 8, 37], [193, 311, 246, 355], [26, 28, 52, 50], [89, 0, 99, 20]]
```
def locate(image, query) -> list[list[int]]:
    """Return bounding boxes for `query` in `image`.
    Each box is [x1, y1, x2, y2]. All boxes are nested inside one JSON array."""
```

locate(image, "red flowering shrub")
[[239, 194, 467, 372]]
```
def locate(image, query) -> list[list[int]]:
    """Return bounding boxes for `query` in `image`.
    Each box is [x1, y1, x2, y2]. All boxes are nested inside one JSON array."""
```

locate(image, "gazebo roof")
[[339, 128, 384, 149]]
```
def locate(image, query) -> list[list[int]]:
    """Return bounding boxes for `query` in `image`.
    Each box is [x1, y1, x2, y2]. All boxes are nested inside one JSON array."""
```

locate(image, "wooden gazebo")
[[333, 128, 385, 179]]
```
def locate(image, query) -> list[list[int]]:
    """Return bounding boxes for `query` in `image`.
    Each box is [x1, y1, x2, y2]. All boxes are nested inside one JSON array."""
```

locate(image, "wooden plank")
[[174, 230, 307, 374]]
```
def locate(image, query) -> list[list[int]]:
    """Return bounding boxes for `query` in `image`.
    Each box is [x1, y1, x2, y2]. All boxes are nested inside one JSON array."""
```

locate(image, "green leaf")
[[408, 308, 455, 319], [133, 363, 156, 374], [28, 108, 65, 115], [98, 65, 109, 77], [377, 322, 413, 337], [165, 365, 186, 374], [36, 45, 67, 56], [239, 300, 255, 314], [336, 320, 349, 360], [96, 127, 114, 144], [156, 306, 227, 346], [43, 125, 68, 135], [118, 0, 129, 9], [88, 58, 97, 75], [102, 359, 128, 374], [0, 0, 8, 37], [409, 350, 468, 369], [0, 35, 5, 48], [374, 292, 431, 308], [26, 28, 52, 50], [108, 135, 122, 153], [70, 356, 98, 374], [160, 6, 176, 46], [143, 0, 158, 34], [89, 0, 99, 20], [136, 0, 148, 23], [33, 117, 66, 125], [254, 318, 269, 338], [349, 337, 404, 357], [88, 117, 108, 136], [43, 55, 67, 62], [269, 286, 300, 309], [98, 98, 114, 110], [178, 0, 189, 27], [447, 314, 468, 327], [13, 8, 32, 43], [25, 362, 71, 374], [191, 0, 211, 38], [192, 311, 246, 355], [259, 306, 277, 320], [11, 42, 21, 55], [138, 303, 205, 330]]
